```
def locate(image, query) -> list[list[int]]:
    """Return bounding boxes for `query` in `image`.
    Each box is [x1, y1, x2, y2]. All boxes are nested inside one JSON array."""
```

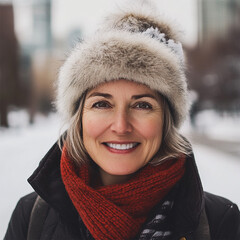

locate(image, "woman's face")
[[82, 79, 164, 185]]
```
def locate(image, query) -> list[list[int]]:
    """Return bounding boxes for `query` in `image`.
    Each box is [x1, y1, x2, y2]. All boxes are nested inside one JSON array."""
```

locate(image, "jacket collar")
[[28, 142, 79, 224], [172, 153, 204, 237], [28, 142, 204, 234]]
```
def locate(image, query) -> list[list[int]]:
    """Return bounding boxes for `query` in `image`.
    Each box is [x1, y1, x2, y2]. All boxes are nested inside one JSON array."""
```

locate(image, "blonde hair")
[[151, 97, 192, 165], [61, 92, 192, 167]]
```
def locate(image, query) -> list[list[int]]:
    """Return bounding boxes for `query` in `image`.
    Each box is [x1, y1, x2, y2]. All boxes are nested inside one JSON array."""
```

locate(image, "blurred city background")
[[0, 0, 240, 238]]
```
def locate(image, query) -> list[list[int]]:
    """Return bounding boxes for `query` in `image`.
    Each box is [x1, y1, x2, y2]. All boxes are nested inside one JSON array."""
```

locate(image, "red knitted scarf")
[[60, 147, 185, 240]]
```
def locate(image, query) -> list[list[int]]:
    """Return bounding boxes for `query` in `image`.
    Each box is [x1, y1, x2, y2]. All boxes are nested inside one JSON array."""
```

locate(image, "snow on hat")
[[56, 1, 190, 128]]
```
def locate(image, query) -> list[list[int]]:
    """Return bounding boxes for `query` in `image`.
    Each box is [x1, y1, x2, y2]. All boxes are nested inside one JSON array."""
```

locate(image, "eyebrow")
[[87, 92, 112, 99], [131, 94, 157, 100], [87, 92, 157, 100]]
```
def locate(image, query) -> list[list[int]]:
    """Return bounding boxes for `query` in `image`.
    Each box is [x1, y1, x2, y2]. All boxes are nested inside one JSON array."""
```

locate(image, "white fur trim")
[[57, 30, 189, 127]]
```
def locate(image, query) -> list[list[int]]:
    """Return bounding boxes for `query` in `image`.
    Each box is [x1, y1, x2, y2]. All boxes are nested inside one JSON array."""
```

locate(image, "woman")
[[5, 2, 240, 240]]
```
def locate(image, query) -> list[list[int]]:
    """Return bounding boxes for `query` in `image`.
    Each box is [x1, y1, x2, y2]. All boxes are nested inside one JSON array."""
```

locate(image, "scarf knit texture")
[[60, 147, 185, 240]]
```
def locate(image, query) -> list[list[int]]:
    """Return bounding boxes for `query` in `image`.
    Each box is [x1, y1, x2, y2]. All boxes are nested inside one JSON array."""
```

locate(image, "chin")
[[104, 165, 141, 176]]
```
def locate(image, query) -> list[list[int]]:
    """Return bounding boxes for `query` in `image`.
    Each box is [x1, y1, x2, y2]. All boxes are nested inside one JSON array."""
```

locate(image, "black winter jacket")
[[4, 142, 240, 240]]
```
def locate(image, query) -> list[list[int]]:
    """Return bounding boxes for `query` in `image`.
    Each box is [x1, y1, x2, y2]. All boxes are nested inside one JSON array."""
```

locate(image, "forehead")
[[87, 79, 159, 97]]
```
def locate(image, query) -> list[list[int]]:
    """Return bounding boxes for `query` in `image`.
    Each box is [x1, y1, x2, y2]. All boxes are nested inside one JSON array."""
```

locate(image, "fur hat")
[[56, 1, 190, 128]]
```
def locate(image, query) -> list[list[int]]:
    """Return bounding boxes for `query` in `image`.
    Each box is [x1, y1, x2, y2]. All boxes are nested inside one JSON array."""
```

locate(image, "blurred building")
[[197, 0, 240, 43], [0, 4, 18, 127], [1, 0, 83, 125], [0, 0, 60, 126], [32, 0, 52, 50], [14, 0, 57, 122], [187, 0, 240, 117]]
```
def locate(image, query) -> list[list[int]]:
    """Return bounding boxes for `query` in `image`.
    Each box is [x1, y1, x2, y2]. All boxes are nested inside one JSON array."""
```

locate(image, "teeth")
[[106, 143, 138, 150]]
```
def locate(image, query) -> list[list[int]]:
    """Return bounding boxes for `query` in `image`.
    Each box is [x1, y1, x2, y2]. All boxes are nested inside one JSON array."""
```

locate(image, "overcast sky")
[[12, 0, 198, 47], [52, 0, 198, 46]]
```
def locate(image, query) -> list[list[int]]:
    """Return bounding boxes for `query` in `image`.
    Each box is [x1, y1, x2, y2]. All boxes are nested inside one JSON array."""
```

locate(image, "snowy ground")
[[0, 111, 62, 238], [0, 110, 240, 239], [193, 109, 240, 142]]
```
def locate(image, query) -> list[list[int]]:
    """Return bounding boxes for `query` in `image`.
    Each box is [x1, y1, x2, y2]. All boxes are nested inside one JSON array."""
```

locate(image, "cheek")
[[82, 113, 106, 140], [137, 117, 163, 140]]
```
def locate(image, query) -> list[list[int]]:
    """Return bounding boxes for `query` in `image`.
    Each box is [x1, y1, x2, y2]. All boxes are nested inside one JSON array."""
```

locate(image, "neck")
[[99, 168, 133, 186]]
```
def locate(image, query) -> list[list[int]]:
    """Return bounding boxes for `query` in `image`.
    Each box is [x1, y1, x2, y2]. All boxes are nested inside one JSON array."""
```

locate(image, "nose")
[[110, 109, 132, 134]]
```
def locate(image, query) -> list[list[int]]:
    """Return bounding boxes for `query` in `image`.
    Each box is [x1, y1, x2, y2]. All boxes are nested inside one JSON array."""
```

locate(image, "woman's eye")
[[92, 101, 111, 109], [134, 102, 152, 109]]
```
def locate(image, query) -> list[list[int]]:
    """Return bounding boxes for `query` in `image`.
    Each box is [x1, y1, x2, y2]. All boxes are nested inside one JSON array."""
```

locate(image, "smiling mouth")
[[104, 142, 139, 150]]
